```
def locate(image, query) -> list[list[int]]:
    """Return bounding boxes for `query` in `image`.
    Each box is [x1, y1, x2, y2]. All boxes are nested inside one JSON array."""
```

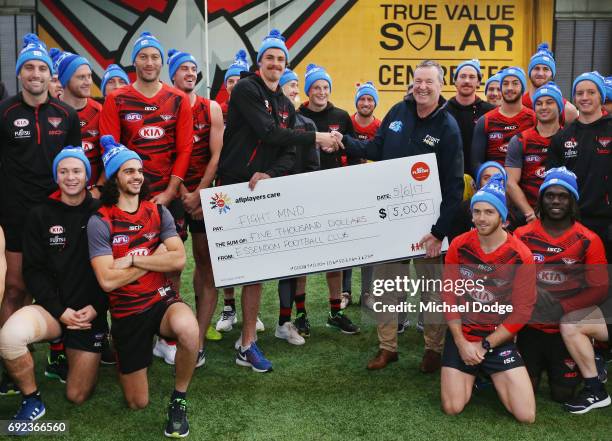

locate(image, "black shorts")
[[442, 330, 525, 376], [167, 198, 188, 242], [111, 297, 181, 374], [517, 326, 581, 388], [2, 221, 25, 252], [63, 323, 108, 354], [184, 211, 205, 234]]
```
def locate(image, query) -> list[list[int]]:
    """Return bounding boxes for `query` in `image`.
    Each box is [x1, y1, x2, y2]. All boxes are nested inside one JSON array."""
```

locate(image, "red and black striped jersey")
[[444, 229, 536, 341], [99, 83, 193, 196], [522, 92, 568, 124], [78, 98, 102, 186], [351, 114, 381, 141], [514, 220, 608, 333], [96, 201, 175, 318], [516, 127, 552, 208], [184, 96, 212, 192], [483, 107, 536, 166]]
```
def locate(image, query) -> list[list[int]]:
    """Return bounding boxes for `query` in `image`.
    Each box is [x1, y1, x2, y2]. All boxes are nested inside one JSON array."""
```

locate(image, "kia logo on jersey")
[[139, 126, 165, 140], [537, 270, 567, 285], [128, 247, 150, 256], [13, 118, 29, 127], [49, 225, 64, 234], [125, 113, 142, 122]]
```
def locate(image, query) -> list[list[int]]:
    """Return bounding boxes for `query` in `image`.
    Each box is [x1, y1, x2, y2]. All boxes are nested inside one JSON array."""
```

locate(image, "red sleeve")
[[559, 232, 609, 313], [99, 94, 121, 141], [171, 94, 193, 180], [442, 239, 462, 323], [501, 245, 536, 334]]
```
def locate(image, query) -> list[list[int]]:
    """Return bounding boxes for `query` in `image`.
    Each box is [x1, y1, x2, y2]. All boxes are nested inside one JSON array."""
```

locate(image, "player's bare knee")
[[514, 409, 535, 424], [0, 324, 29, 361], [126, 395, 149, 409], [441, 398, 465, 416], [66, 387, 91, 405], [559, 321, 578, 337]]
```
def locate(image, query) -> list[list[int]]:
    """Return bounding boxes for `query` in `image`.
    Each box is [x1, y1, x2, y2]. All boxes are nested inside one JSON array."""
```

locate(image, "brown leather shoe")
[[367, 349, 398, 370], [419, 349, 441, 373]]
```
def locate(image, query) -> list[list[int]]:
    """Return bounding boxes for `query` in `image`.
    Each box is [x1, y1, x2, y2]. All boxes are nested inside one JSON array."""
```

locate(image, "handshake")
[[316, 130, 345, 153]]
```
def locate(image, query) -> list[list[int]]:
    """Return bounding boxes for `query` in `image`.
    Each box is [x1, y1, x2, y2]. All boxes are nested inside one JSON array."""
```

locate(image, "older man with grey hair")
[[333, 60, 464, 372]]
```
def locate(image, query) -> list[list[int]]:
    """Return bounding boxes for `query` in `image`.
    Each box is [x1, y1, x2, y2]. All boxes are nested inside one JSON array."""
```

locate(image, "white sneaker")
[[216, 306, 237, 332], [275, 322, 305, 345], [195, 349, 206, 368], [153, 338, 176, 365], [256, 316, 265, 332], [234, 333, 258, 351]]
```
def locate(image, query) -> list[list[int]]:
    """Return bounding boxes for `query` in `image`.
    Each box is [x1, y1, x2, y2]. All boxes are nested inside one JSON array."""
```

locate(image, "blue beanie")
[[101, 64, 130, 96], [52, 146, 91, 183], [279, 68, 298, 87], [224, 49, 249, 84], [131, 31, 164, 64], [485, 73, 501, 94], [471, 173, 508, 221], [167, 48, 198, 82], [540, 167, 579, 201], [257, 29, 289, 63], [605, 76, 612, 103], [532, 82, 564, 113], [355, 82, 379, 107], [572, 71, 606, 103], [475, 161, 507, 189], [454, 59, 482, 81], [304, 63, 332, 95], [49, 48, 91, 88], [499, 67, 527, 94], [100, 135, 142, 179], [528, 43, 556, 79], [15, 33, 53, 76]]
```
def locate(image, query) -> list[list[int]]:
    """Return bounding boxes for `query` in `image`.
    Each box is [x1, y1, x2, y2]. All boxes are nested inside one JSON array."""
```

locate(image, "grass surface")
[[1, 240, 610, 440]]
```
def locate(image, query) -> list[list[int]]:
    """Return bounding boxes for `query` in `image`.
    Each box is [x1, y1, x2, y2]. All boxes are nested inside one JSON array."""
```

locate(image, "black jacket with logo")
[[0, 93, 81, 224], [217, 72, 315, 183], [547, 114, 612, 223], [299, 102, 357, 170], [22, 191, 107, 322]]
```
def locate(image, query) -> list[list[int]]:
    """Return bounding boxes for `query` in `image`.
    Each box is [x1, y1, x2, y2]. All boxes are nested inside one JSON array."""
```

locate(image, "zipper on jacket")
[[247, 142, 260, 167], [35, 105, 41, 144]]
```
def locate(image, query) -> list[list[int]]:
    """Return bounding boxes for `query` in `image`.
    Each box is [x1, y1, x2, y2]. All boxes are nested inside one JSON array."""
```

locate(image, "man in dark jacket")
[[0, 146, 107, 424], [217, 29, 340, 372], [446, 59, 495, 177], [335, 60, 464, 373]]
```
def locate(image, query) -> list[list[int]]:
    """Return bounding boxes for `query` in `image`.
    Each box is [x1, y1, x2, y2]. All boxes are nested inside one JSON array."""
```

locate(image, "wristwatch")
[[481, 338, 492, 353]]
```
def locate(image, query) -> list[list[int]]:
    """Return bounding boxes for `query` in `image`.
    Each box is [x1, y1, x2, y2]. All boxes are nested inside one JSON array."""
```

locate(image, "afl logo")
[[13, 118, 28, 127], [488, 132, 503, 140], [82, 141, 94, 152], [533, 253, 545, 263], [112, 235, 129, 245], [411, 162, 430, 181], [139, 126, 165, 140], [49, 225, 64, 234], [125, 113, 142, 122], [460, 267, 474, 279], [525, 155, 540, 163]]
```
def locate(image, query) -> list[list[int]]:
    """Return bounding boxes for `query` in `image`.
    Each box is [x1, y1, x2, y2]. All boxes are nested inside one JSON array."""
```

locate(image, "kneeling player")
[[0, 146, 107, 422], [514, 168, 608, 403], [88, 136, 198, 438], [441, 174, 536, 423]]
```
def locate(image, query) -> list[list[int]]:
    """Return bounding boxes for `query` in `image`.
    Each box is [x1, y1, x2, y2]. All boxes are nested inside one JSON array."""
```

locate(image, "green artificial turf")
[[1, 241, 610, 440]]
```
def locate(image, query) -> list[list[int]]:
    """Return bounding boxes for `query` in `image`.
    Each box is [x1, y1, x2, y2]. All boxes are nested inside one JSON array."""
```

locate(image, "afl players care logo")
[[210, 192, 232, 214], [411, 162, 430, 181], [138, 126, 165, 139], [13, 118, 28, 127]]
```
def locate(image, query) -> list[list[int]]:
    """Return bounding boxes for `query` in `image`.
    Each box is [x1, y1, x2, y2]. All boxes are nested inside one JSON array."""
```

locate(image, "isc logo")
[[139, 126, 165, 140]]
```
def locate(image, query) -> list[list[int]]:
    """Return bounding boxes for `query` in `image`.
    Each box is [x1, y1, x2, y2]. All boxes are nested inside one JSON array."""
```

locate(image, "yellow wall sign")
[[293, 0, 553, 116]]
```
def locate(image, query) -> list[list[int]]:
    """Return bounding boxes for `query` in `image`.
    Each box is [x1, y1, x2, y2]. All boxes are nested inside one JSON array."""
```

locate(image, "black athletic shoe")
[[564, 387, 611, 414], [294, 313, 311, 337], [100, 335, 116, 365], [0, 371, 20, 396], [44, 353, 67, 384], [326, 311, 360, 335], [164, 398, 189, 438]]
